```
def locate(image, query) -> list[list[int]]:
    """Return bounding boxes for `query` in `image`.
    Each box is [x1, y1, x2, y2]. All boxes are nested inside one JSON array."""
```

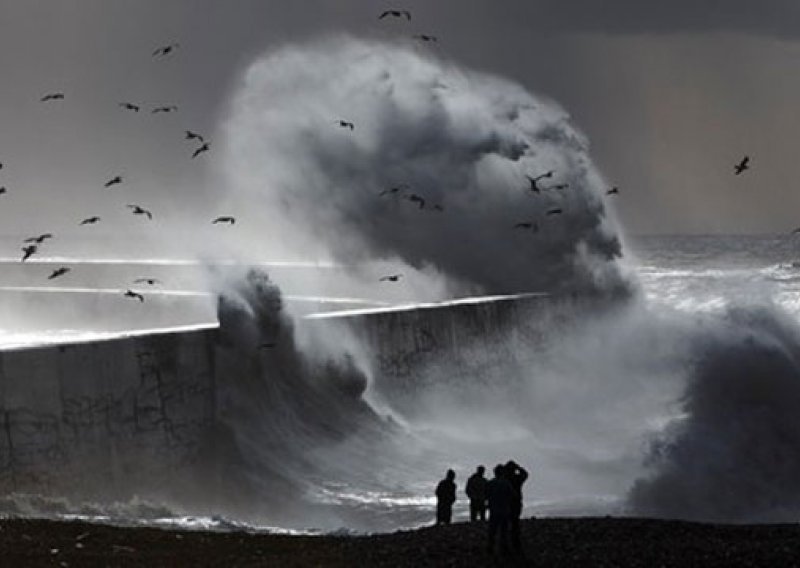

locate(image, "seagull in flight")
[[40, 93, 65, 102], [127, 204, 153, 220], [734, 156, 750, 175], [21, 245, 37, 262], [432, 204, 444, 212], [606, 187, 620, 195], [0, 187, 6, 195], [379, 10, 411, 20], [134, 278, 161, 285], [212, 216, 235, 224], [406, 194, 425, 209], [379, 185, 408, 197], [337, 120, 355, 130], [185, 130, 204, 143], [119, 102, 140, 112], [414, 34, 438, 42], [152, 105, 178, 114], [24, 233, 53, 244], [192, 143, 210, 159], [104, 175, 123, 188], [259, 342, 277, 349], [379, 274, 403, 282], [526, 171, 553, 193], [124, 289, 145, 302], [514, 222, 535, 229], [48, 267, 70, 280], [80, 216, 101, 225], [546, 208, 563, 216], [152, 43, 180, 57]]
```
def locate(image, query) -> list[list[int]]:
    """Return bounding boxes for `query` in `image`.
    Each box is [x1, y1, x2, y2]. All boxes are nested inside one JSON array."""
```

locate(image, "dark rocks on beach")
[[1, 516, 800, 567]]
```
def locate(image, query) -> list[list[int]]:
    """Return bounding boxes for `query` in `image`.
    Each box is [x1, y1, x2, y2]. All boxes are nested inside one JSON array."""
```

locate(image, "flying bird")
[[80, 216, 101, 225], [127, 204, 153, 220], [104, 175, 123, 188], [40, 93, 65, 102], [152, 105, 178, 114], [514, 222, 534, 229], [24, 233, 53, 244], [212, 216, 235, 224], [134, 278, 161, 285], [406, 194, 425, 209], [606, 187, 620, 195], [48, 267, 70, 280], [259, 342, 277, 349], [546, 208, 563, 216], [379, 185, 408, 196], [379, 274, 403, 282], [734, 155, 750, 175], [379, 10, 411, 20], [432, 204, 444, 212], [414, 34, 438, 42], [192, 142, 210, 159], [549, 183, 569, 191], [337, 120, 355, 130], [185, 130, 204, 142], [21, 245, 37, 262], [119, 102, 140, 112], [526, 171, 553, 193], [0, 187, 6, 195], [152, 43, 180, 57], [124, 289, 145, 302]]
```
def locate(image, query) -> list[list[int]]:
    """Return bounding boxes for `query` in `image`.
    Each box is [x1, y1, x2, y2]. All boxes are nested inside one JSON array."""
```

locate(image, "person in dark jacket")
[[435, 469, 457, 525], [505, 460, 529, 552], [466, 465, 488, 521], [486, 464, 514, 553]]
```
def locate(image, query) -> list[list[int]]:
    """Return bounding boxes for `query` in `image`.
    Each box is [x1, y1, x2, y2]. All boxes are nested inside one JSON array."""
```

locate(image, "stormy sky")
[[1, 0, 799, 243]]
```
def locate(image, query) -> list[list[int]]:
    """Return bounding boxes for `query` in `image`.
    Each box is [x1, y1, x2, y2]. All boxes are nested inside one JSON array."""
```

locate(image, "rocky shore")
[[1, 516, 799, 567]]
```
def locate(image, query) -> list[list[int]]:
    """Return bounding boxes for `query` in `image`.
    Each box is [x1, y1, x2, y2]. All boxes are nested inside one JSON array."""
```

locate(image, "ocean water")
[[2, 234, 800, 532]]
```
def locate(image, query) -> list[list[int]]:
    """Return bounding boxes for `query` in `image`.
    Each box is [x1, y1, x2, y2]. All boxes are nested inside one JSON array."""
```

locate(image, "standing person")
[[505, 460, 529, 553], [466, 465, 488, 521], [486, 464, 514, 554], [435, 469, 457, 525]]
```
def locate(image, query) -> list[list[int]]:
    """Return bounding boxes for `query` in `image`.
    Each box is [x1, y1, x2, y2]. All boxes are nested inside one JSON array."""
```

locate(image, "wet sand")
[[1, 516, 799, 567]]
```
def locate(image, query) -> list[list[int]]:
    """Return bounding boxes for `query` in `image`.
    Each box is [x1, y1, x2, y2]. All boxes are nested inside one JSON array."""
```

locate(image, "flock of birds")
[[0, 41, 241, 304], [1, 10, 756, 299]]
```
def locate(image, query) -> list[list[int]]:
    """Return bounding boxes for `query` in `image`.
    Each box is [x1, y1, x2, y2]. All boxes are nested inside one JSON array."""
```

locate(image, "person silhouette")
[[486, 464, 514, 554], [505, 460, 529, 552], [466, 465, 488, 521], [435, 469, 457, 525]]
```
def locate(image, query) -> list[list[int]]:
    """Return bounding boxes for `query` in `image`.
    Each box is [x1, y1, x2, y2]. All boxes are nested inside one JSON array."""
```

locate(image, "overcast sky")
[[1, 0, 800, 242]]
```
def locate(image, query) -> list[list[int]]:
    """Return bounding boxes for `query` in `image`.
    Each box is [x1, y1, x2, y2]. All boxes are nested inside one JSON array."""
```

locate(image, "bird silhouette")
[[127, 204, 153, 220], [192, 143, 210, 159], [414, 34, 438, 42], [526, 171, 553, 193], [432, 204, 445, 212], [48, 267, 70, 280], [0, 162, 3, 169], [259, 342, 277, 349], [0, 187, 6, 195], [152, 105, 178, 114], [606, 187, 620, 195], [152, 43, 180, 57], [185, 130, 204, 142], [119, 102, 140, 112], [379, 185, 408, 196], [337, 120, 355, 130], [124, 289, 145, 302], [40, 93, 65, 102], [212, 216, 235, 224], [24, 233, 53, 244], [546, 208, 563, 216], [80, 216, 101, 225], [514, 222, 534, 229], [380, 274, 403, 282], [134, 278, 161, 285], [379, 10, 411, 20], [734, 156, 750, 175], [104, 176, 123, 188], [406, 194, 425, 209], [21, 245, 37, 262], [548, 183, 569, 191]]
